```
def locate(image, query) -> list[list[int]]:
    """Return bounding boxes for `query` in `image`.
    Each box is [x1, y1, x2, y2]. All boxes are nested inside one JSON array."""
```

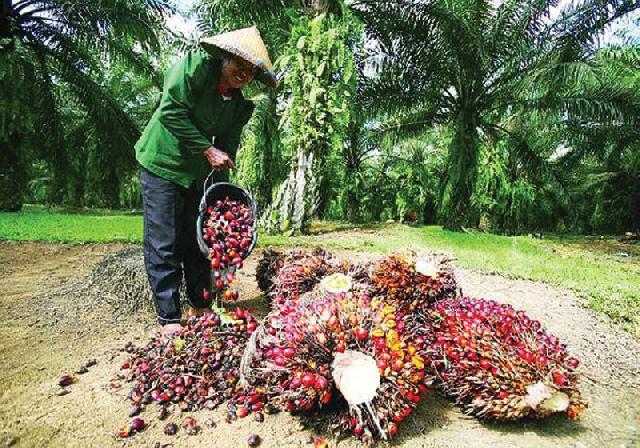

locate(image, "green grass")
[[262, 224, 640, 334], [0, 205, 143, 243], [1, 207, 638, 333]]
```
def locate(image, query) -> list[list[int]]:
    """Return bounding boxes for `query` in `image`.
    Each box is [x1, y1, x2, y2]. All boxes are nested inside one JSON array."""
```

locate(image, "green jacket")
[[135, 49, 255, 188]]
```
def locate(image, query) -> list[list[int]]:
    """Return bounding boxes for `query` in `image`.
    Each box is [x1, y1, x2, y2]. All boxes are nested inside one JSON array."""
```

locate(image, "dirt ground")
[[0, 241, 638, 448]]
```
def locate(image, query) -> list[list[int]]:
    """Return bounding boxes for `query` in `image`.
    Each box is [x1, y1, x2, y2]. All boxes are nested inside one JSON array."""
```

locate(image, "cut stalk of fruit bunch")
[[320, 273, 352, 293]]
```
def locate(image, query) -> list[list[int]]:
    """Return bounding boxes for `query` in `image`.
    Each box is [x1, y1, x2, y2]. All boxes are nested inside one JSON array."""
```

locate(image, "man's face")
[[221, 56, 256, 89]]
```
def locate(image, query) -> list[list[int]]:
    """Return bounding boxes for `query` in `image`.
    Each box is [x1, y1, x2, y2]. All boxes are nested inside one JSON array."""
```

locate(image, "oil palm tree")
[[0, 0, 171, 209], [352, 0, 639, 229], [556, 44, 640, 232]]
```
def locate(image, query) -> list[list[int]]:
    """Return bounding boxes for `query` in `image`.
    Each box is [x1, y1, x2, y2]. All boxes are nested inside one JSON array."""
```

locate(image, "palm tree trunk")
[[0, 134, 26, 211], [346, 188, 361, 222], [440, 111, 479, 229], [261, 148, 319, 234], [422, 195, 436, 224], [370, 184, 384, 221], [316, 174, 331, 219], [1, 0, 12, 40], [345, 169, 361, 223], [344, 119, 362, 223]]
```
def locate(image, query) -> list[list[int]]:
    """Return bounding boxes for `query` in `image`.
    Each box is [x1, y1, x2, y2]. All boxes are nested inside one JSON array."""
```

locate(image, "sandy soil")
[[0, 241, 638, 448]]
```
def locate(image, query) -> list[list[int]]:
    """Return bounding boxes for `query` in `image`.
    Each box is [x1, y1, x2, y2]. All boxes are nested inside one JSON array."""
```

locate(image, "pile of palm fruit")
[[249, 249, 586, 439], [120, 248, 586, 442]]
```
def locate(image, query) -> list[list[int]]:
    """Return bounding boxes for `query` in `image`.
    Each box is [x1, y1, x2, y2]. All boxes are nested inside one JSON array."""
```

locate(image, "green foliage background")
[[2, 0, 639, 236]]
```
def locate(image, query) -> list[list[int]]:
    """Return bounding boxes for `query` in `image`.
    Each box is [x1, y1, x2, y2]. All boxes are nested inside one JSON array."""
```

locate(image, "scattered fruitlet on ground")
[[182, 416, 201, 435], [130, 417, 145, 431], [118, 417, 146, 438], [312, 437, 328, 448], [58, 375, 75, 387], [128, 403, 142, 417], [121, 310, 256, 419], [164, 422, 178, 436], [247, 433, 262, 446]]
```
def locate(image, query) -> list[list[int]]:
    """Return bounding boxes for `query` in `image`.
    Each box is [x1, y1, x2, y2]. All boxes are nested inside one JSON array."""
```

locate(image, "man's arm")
[[158, 51, 212, 155]]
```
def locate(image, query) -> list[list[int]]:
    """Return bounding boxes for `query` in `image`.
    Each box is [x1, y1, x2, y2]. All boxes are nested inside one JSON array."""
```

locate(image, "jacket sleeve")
[[158, 51, 212, 155], [218, 99, 255, 160]]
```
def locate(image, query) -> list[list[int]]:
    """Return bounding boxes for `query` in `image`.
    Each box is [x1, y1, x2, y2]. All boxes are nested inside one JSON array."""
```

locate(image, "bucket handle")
[[203, 170, 216, 193], [202, 133, 256, 208], [202, 134, 219, 192]]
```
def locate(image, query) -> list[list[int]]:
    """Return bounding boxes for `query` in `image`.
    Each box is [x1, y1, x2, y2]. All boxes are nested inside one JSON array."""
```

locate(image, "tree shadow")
[[390, 393, 455, 445], [294, 392, 455, 447], [394, 393, 587, 446], [237, 292, 271, 317], [484, 411, 587, 439]]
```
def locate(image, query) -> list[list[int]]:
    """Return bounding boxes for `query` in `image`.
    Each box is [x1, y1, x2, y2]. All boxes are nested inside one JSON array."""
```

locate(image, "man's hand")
[[204, 146, 236, 171]]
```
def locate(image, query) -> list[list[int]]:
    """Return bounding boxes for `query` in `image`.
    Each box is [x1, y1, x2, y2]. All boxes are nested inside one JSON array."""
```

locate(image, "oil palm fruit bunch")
[[370, 252, 458, 313], [202, 197, 254, 301], [255, 249, 285, 293], [259, 248, 340, 307], [121, 309, 257, 416], [241, 274, 427, 442], [413, 297, 587, 421]]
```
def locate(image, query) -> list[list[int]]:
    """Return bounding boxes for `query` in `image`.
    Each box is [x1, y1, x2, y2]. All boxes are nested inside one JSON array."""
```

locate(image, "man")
[[135, 26, 277, 338]]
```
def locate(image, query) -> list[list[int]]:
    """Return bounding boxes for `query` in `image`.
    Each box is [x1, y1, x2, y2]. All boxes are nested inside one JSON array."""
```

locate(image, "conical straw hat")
[[200, 26, 278, 88]]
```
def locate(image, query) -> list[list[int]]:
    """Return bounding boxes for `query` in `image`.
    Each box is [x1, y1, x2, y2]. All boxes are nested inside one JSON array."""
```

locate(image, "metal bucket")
[[196, 181, 258, 259]]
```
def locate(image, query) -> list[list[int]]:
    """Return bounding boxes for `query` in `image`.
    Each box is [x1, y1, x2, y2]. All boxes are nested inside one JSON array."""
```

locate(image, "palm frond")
[[549, 0, 640, 52]]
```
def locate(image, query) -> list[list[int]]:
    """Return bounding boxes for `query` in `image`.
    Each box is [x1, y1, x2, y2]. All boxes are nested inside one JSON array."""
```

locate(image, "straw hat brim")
[[200, 26, 278, 88]]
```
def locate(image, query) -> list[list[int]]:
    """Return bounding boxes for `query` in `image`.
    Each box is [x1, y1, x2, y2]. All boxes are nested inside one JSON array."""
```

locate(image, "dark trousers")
[[140, 167, 210, 324]]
